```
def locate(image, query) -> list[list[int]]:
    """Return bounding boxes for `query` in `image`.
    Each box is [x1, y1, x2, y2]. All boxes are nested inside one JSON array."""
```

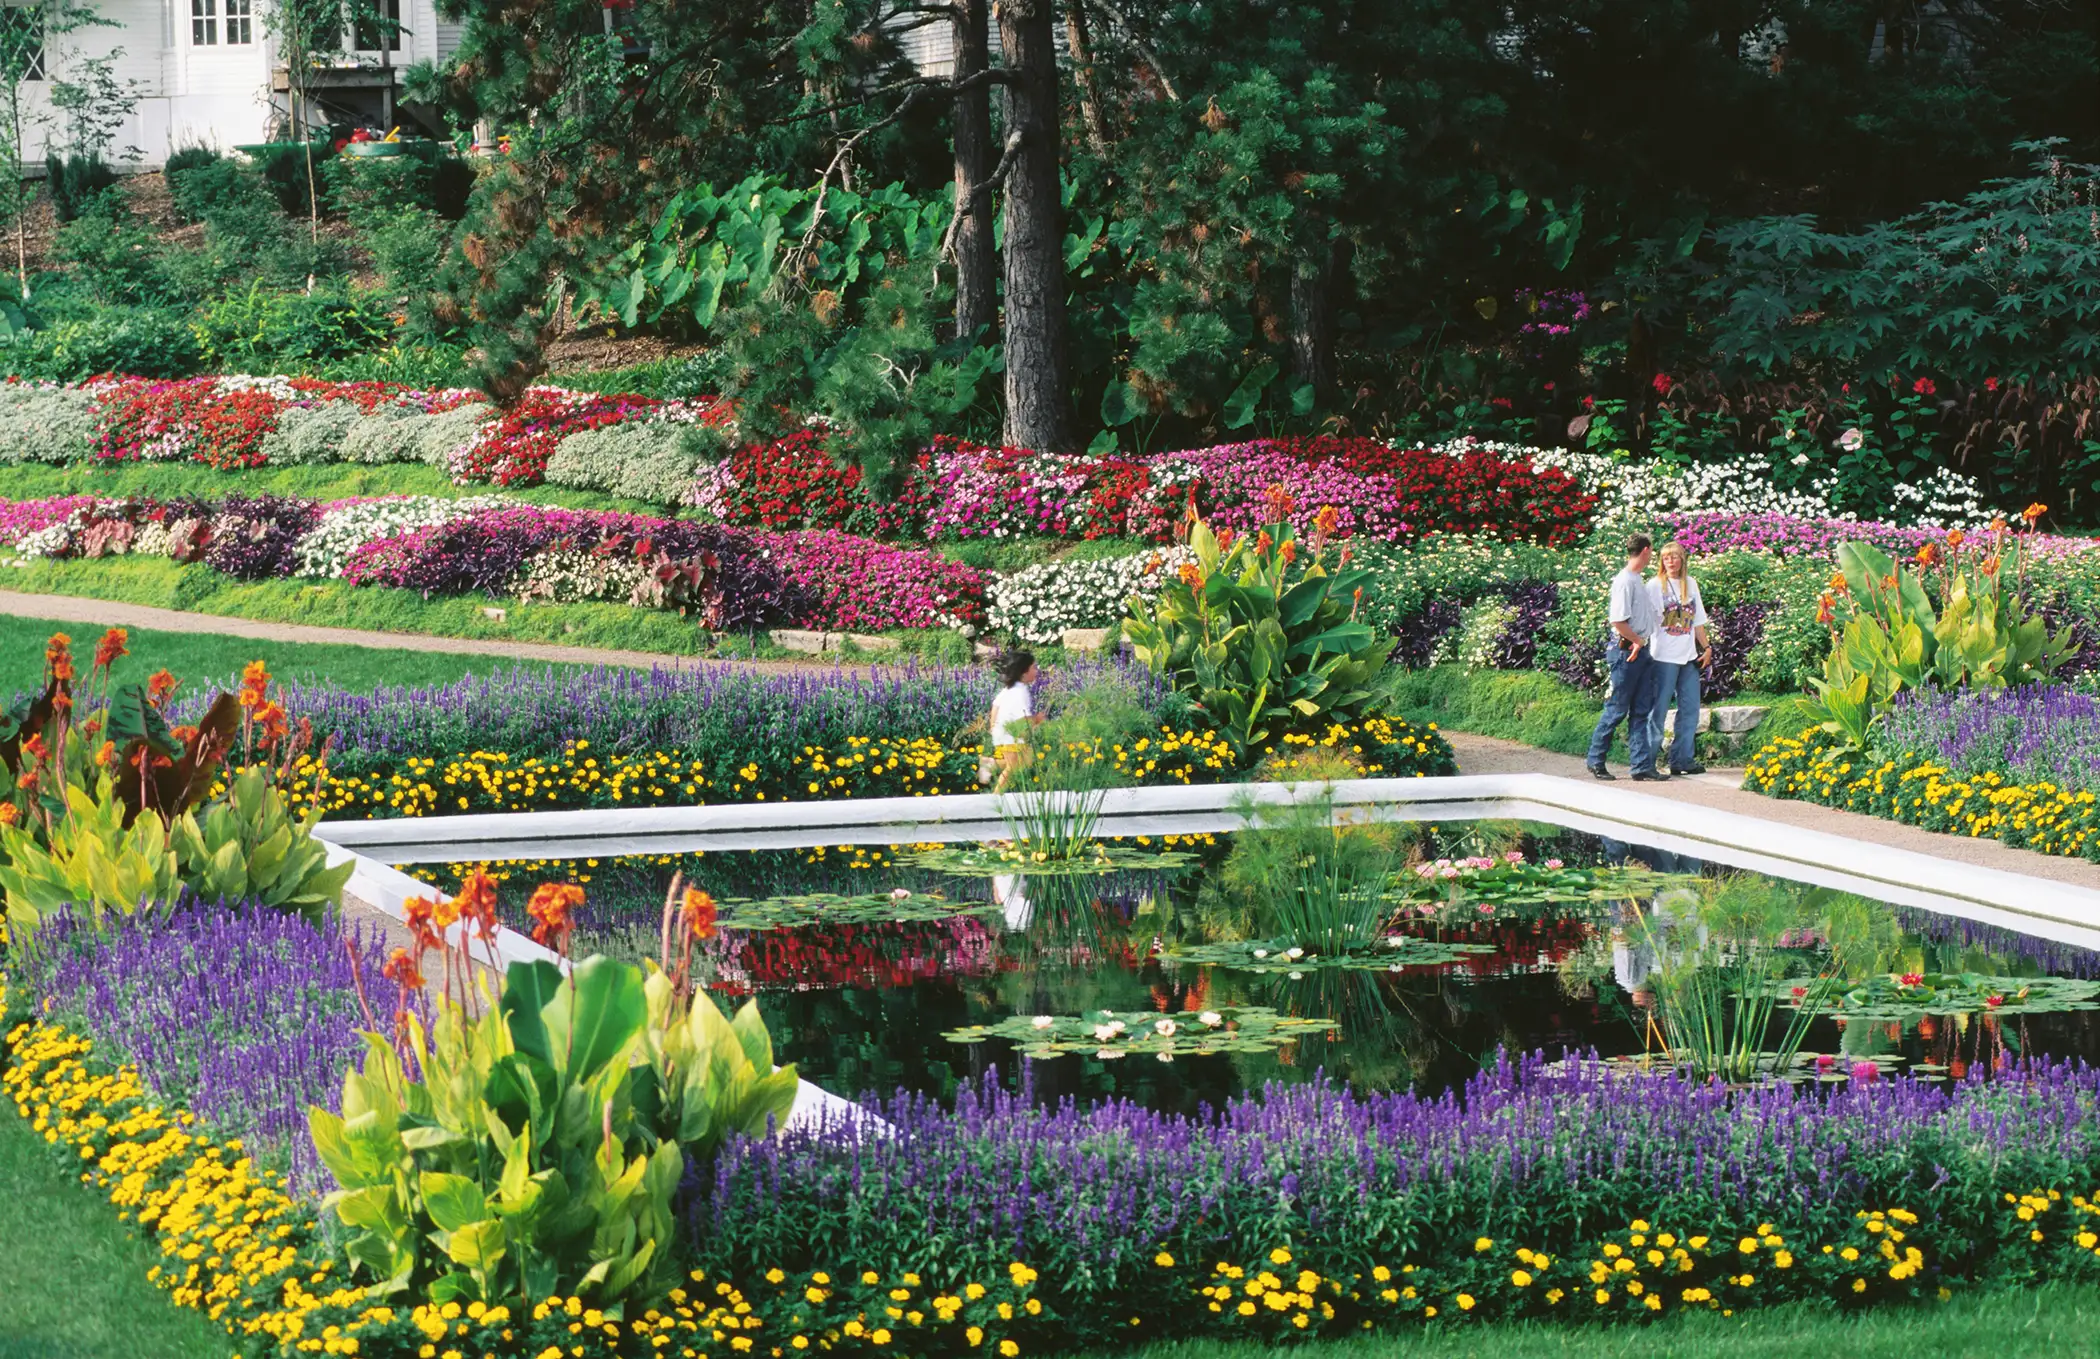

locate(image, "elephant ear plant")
[[309, 884, 799, 1313], [1124, 495, 1394, 756], [1809, 515, 2077, 749]]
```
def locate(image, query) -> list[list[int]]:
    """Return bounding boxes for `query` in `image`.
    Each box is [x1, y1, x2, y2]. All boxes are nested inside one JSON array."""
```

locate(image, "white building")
[[9, 0, 465, 168]]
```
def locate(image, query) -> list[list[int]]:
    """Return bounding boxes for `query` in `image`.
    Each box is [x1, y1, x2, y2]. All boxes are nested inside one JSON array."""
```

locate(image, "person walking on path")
[[1647, 541, 1713, 776], [988, 650, 1045, 790], [1586, 534, 1665, 782]]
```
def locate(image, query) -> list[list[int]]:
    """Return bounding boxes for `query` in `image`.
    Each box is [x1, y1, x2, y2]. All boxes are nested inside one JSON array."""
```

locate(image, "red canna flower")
[[526, 882, 586, 951], [1911, 377, 1936, 396], [381, 947, 426, 991]]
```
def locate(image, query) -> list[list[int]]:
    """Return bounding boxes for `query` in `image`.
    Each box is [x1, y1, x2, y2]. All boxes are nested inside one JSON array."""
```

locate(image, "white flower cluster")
[[1454, 598, 1522, 670], [988, 545, 1193, 643], [291, 495, 514, 578], [1439, 439, 1998, 528], [513, 547, 651, 604]]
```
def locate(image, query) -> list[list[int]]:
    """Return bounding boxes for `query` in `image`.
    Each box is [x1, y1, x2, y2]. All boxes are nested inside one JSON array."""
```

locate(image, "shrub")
[[544, 422, 717, 503], [0, 383, 100, 463], [194, 287, 397, 370], [0, 310, 204, 381], [43, 152, 118, 222], [713, 428, 864, 529]]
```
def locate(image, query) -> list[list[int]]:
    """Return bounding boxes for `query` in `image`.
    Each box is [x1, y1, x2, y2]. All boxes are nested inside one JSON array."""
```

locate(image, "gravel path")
[[0, 589, 845, 674], [1442, 729, 2100, 892]]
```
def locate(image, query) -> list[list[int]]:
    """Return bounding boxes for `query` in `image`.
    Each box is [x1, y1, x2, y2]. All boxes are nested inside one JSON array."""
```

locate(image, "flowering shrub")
[[988, 546, 1193, 643], [444, 385, 729, 487], [1745, 728, 2100, 862], [714, 428, 866, 529], [757, 529, 988, 631], [1521, 442, 1997, 527], [292, 495, 515, 577], [90, 375, 485, 469]]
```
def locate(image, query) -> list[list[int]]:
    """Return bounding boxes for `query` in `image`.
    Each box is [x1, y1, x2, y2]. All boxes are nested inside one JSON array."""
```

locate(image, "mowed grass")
[[0, 611, 581, 699], [1093, 1284, 2100, 1359], [0, 1093, 225, 1359]]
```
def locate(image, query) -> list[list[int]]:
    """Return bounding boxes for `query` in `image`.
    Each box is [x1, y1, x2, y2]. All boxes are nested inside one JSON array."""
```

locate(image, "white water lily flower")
[[890, 888, 912, 900], [1154, 1019, 1177, 1037], [1097, 1048, 1124, 1060], [1252, 948, 1270, 959], [1285, 947, 1304, 960], [1288, 971, 1305, 980], [1031, 1015, 1055, 1030], [1198, 1011, 1223, 1027], [1156, 1051, 1175, 1063], [1092, 1024, 1119, 1041]]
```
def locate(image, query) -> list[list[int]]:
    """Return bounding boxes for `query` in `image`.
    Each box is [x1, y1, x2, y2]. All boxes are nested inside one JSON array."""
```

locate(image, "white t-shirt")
[[989, 682, 1033, 748], [1647, 575, 1709, 665]]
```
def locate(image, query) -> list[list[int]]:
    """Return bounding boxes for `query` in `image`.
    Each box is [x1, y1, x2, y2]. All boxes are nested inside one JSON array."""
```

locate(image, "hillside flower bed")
[[0, 493, 990, 634]]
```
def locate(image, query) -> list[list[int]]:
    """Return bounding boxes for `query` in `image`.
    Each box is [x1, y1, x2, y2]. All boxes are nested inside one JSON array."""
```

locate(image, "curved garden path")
[[0, 588, 845, 674]]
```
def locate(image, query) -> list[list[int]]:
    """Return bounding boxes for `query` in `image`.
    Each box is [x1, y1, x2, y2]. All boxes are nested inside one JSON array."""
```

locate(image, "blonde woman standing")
[[1646, 542, 1712, 776]]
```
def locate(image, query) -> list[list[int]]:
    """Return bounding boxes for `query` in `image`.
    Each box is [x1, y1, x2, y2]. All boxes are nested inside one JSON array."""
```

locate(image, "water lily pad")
[[1162, 935, 1493, 974], [907, 844, 1198, 877], [1767, 972, 2100, 1020], [945, 1006, 1337, 1059], [717, 890, 1001, 931]]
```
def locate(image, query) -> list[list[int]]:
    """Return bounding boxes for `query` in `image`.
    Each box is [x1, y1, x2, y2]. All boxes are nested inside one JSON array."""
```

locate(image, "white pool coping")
[[317, 773, 2100, 953]]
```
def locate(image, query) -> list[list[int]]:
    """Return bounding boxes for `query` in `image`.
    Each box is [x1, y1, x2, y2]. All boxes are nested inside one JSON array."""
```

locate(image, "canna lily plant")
[[1809, 515, 2076, 749], [1123, 492, 1394, 756]]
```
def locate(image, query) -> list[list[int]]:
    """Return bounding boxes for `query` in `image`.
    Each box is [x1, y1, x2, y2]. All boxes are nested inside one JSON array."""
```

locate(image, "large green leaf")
[[502, 960, 565, 1068], [541, 956, 647, 1086]]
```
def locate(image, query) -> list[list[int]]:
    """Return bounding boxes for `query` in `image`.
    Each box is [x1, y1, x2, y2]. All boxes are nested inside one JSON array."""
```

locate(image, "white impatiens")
[[988, 545, 1193, 643], [1440, 439, 1998, 528], [292, 496, 514, 578]]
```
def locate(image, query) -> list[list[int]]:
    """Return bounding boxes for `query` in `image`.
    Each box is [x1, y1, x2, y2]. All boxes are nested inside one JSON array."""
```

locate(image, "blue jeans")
[[1650, 659, 1702, 772], [1587, 640, 1660, 773]]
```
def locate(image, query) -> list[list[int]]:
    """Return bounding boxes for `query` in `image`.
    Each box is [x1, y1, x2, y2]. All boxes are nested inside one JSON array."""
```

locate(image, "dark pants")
[[1587, 640, 1660, 773]]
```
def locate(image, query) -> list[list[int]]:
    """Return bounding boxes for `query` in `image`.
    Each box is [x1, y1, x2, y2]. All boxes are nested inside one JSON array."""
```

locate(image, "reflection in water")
[[531, 822, 2100, 1111]]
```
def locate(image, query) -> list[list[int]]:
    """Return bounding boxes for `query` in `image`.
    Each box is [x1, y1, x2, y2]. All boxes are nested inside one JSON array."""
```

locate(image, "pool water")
[[414, 815, 2100, 1109]]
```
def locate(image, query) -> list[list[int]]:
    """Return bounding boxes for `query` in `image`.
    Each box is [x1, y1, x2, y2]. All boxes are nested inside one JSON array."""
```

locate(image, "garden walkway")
[[1442, 730, 2100, 893], [0, 589, 842, 674]]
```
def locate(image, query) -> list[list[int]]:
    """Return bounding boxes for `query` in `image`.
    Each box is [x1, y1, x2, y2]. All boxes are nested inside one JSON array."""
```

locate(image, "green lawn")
[[0, 1092, 226, 1359], [0, 611, 588, 699], [1090, 1285, 2100, 1359]]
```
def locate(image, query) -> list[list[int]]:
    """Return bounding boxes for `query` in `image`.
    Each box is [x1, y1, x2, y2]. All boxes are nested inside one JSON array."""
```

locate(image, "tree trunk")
[[997, 0, 1077, 451], [1064, 0, 1109, 156], [1287, 237, 1351, 404], [951, 0, 996, 343]]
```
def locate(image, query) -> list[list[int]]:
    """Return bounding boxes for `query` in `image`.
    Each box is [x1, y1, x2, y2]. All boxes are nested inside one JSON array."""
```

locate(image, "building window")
[[224, 0, 251, 43], [0, 6, 44, 79], [191, 0, 217, 45]]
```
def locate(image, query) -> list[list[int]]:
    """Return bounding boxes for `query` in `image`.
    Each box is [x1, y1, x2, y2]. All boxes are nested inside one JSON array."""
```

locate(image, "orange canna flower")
[[1313, 504, 1340, 536], [146, 669, 180, 705], [1826, 571, 1849, 594], [44, 633, 74, 684], [238, 660, 270, 709], [95, 740, 116, 768], [1177, 562, 1203, 588], [0, 802, 16, 826], [403, 895, 444, 950], [682, 887, 718, 942], [1881, 573, 1899, 591], [1262, 484, 1297, 522], [526, 882, 585, 948], [255, 700, 289, 746], [454, 869, 499, 933], [1816, 593, 1836, 625], [1278, 539, 1297, 565], [1991, 516, 2008, 532], [381, 947, 426, 991], [92, 627, 128, 671], [2023, 502, 2047, 523], [1980, 555, 2000, 576], [1946, 528, 1965, 548], [1254, 530, 1273, 554], [1915, 543, 1939, 567]]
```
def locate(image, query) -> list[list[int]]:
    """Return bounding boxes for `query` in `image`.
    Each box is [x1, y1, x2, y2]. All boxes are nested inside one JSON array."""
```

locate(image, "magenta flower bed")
[[756, 530, 988, 630], [1660, 511, 2099, 559]]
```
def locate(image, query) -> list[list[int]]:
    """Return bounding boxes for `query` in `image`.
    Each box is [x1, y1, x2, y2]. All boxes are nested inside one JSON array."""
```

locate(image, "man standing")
[[1586, 534, 1665, 782]]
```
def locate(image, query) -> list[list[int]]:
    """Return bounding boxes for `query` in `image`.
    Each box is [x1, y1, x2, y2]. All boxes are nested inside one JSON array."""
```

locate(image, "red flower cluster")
[[718, 429, 865, 530], [450, 388, 684, 487]]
